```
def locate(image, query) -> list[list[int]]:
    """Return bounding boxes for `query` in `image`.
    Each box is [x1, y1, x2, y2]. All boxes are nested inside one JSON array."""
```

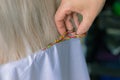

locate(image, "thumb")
[[76, 13, 95, 35]]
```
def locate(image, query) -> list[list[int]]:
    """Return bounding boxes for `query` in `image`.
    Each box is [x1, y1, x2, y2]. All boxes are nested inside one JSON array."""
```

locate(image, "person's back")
[[0, 0, 89, 80]]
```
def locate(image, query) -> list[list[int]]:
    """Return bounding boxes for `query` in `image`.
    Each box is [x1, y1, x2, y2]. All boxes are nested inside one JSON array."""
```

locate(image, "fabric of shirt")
[[0, 38, 90, 80]]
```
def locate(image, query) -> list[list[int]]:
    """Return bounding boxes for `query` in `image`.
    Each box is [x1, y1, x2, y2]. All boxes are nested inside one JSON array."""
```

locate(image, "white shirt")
[[0, 38, 90, 80]]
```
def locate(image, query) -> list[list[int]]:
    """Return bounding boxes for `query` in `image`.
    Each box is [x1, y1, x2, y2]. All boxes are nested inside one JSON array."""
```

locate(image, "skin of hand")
[[55, 0, 106, 35]]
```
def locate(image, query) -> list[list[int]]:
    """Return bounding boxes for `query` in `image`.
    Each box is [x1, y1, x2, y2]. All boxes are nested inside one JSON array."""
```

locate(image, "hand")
[[55, 0, 106, 35]]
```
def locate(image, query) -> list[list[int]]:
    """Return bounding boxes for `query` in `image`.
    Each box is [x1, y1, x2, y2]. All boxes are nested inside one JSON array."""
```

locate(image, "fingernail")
[[76, 31, 79, 34]]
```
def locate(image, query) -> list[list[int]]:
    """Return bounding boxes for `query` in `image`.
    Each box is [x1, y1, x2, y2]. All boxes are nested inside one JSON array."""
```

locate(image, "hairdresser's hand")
[[55, 0, 105, 35]]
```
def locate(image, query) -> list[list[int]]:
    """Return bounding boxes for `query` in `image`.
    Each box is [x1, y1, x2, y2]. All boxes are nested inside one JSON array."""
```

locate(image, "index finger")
[[55, 6, 72, 35]]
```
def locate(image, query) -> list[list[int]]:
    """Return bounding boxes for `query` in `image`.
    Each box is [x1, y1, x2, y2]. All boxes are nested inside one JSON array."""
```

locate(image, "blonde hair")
[[0, 0, 60, 64]]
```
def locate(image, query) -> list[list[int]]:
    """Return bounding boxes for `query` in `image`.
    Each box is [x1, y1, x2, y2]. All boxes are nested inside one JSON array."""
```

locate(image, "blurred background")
[[84, 0, 120, 80]]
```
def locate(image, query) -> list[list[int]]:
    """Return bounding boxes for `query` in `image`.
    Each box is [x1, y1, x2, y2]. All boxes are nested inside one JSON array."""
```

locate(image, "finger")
[[65, 15, 73, 32], [73, 13, 80, 28], [78, 32, 87, 38], [76, 12, 95, 35], [55, 5, 72, 35]]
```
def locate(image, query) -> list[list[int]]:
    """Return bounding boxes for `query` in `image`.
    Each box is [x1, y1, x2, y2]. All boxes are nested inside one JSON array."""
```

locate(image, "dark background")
[[85, 0, 120, 80]]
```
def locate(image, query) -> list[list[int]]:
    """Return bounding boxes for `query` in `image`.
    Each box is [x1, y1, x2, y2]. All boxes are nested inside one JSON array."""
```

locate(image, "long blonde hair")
[[0, 0, 60, 64]]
